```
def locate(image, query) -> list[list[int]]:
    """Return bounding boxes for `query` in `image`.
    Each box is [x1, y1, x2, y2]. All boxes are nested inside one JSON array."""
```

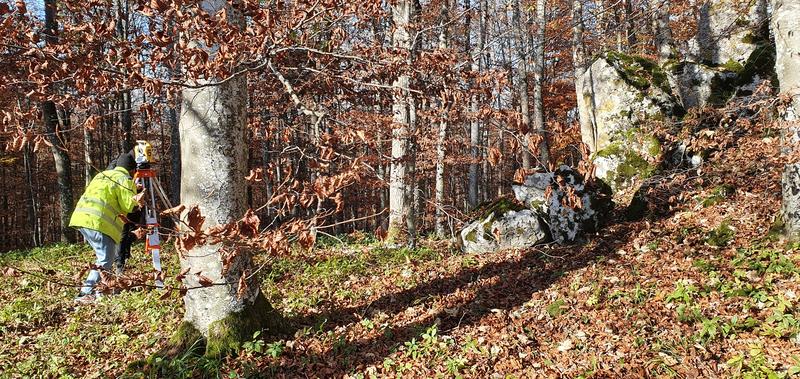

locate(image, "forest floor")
[[3, 124, 800, 378]]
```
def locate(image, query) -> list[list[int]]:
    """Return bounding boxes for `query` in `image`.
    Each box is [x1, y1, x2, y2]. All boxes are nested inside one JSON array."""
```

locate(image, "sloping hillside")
[[2, 120, 798, 378]]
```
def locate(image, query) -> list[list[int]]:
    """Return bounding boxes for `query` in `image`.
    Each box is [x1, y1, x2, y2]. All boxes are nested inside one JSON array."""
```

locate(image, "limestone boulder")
[[511, 172, 551, 212], [577, 52, 679, 193], [512, 166, 613, 245], [666, 44, 775, 111], [688, 0, 768, 66], [459, 199, 548, 254], [668, 62, 738, 109]]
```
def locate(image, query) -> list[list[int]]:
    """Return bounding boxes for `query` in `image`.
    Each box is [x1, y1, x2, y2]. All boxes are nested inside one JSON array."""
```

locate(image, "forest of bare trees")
[[0, 0, 712, 251]]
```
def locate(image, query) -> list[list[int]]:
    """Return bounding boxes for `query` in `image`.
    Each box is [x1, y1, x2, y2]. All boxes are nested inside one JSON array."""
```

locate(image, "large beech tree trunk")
[[387, 0, 415, 243], [773, 0, 800, 239], [174, 0, 282, 357]]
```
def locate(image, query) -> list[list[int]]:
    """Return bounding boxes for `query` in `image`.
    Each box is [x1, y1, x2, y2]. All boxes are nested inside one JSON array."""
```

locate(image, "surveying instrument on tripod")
[[133, 140, 173, 289]]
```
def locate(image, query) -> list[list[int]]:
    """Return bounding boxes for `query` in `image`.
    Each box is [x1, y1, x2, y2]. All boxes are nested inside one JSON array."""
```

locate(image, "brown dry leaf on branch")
[[132, 227, 149, 240], [175, 266, 191, 282], [160, 204, 186, 217], [238, 209, 260, 238], [196, 274, 213, 287], [487, 146, 503, 166]]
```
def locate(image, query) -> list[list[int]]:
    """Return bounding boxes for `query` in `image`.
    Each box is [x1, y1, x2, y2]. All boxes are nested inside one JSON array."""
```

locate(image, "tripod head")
[[134, 140, 153, 170]]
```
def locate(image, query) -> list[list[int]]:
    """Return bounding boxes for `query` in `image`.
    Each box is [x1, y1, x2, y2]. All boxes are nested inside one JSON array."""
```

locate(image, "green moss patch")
[[606, 51, 672, 95], [708, 43, 776, 106], [477, 197, 525, 220], [595, 128, 660, 192]]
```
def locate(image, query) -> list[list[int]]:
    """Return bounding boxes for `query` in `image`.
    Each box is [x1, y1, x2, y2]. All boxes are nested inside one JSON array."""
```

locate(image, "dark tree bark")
[[42, 0, 75, 243]]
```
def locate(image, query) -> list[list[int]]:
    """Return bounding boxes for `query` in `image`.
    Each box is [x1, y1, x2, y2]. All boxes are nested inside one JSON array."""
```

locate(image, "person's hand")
[[133, 191, 146, 207]]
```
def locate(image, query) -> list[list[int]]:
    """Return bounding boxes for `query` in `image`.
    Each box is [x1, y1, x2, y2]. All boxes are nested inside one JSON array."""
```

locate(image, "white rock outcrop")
[[459, 205, 547, 254], [577, 52, 676, 192], [688, 0, 768, 66]]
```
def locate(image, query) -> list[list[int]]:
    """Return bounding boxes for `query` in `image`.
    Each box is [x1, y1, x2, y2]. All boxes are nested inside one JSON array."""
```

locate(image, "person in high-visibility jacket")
[[104, 151, 141, 275], [70, 152, 140, 303]]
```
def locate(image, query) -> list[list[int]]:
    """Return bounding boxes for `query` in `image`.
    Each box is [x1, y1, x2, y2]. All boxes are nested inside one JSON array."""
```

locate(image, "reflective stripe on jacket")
[[69, 167, 137, 243]]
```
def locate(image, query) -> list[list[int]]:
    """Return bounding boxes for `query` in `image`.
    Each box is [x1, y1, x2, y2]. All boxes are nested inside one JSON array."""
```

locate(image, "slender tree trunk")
[[573, 0, 595, 151], [624, 0, 637, 49], [103, 101, 114, 164], [654, 0, 672, 63], [406, 99, 418, 249], [173, 0, 283, 357], [42, 0, 75, 243], [467, 0, 484, 209], [23, 144, 40, 247], [514, 0, 532, 170], [532, 0, 549, 168], [169, 103, 181, 205], [42, 102, 75, 243], [387, 0, 415, 243], [83, 118, 94, 186], [116, 0, 133, 152], [434, 0, 449, 239], [773, 0, 800, 239], [167, 20, 181, 206]]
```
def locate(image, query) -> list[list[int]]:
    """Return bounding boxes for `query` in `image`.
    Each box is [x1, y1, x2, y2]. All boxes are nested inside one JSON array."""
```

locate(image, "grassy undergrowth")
[[4, 140, 800, 379], [0, 243, 182, 378]]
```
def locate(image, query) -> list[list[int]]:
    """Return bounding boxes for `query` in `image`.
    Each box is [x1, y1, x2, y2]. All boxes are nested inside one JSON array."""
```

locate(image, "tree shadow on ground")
[[262, 221, 638, 376]]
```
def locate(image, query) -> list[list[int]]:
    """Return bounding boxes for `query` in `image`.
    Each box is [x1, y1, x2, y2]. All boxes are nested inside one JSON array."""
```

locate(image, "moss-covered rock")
[[577, 52, 680, 157], [459, 198, 546, 254], [688, 0, 769, 66], [593, 128, 661, 194], [576, 51, 679, 196], [606, 51, 673, 96]]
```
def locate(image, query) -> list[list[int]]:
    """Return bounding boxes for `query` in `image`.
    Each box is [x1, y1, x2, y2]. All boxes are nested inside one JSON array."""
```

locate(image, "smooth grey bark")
[[179, 74, 253, 335], [23, 144, 41, 247], [514, 0, 532, 170], [387, 0, 415, 242], [406, 97, 418, 249], [531, 0, 549, 168], [480, 0, 491, 203], [176, 0, 281, 352], [572, 0, 585, 82], [434, 0, 449, 239], [42, 102, 75, 243], [169, 104, 181, 205], [42, 0, 75, 243], [773, 0, 800, 238], [83, 126, 94, 186], [654, 0, 672, 63], [468, 0, 485, 209], [116, 0, 133, 152]]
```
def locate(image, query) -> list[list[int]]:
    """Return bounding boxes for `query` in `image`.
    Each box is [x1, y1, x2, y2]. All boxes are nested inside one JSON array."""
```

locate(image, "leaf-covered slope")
[[0, 122, 798, 378]]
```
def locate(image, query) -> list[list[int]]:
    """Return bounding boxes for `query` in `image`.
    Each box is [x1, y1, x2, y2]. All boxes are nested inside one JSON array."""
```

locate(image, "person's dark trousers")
[[115, 209, 141, 274]]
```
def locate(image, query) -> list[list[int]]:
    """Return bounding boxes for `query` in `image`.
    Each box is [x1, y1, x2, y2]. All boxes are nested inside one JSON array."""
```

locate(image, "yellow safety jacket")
[[69, 167, 137, 243]]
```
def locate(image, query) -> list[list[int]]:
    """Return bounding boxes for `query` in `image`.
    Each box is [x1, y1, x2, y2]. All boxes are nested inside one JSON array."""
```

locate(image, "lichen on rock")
[[459, 197, 547, 254], [577, 52, 677, 195], [688, 0, 768, 66]]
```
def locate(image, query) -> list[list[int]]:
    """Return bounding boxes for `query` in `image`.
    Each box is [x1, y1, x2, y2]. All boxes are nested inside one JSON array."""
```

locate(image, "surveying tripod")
[[133, 140, 173, 288]]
